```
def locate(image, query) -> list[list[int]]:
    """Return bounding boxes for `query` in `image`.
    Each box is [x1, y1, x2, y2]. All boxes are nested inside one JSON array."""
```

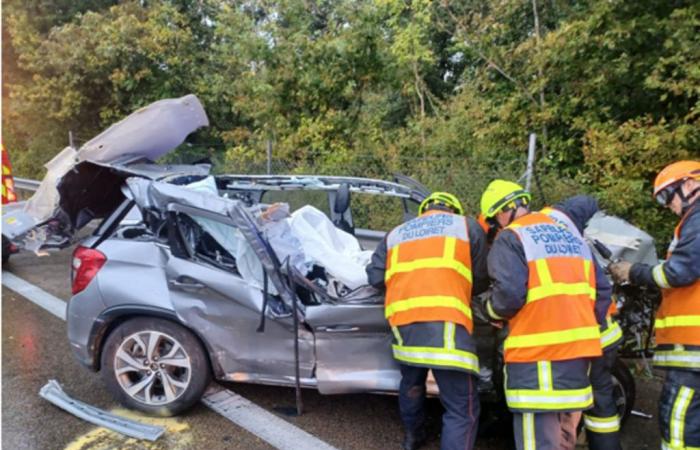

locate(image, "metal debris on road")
[[631, 409, 653, 419], [39, 380, 165, 441]]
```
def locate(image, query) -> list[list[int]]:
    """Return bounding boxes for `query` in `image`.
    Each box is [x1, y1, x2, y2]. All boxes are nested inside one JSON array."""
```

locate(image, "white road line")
[[2, 271, 67, 320], [203, 387, 338, 450], [1, 271, 340, 450]]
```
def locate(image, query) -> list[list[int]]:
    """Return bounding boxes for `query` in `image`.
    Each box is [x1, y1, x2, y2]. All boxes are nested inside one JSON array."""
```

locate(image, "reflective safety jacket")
[[371, 211, 487, 375], [384, 210, 474, 330], [499, 212, 601, 363], [487, 212, 602, 412], [631, 200, 700, 371], [541, 205, 622, 351]]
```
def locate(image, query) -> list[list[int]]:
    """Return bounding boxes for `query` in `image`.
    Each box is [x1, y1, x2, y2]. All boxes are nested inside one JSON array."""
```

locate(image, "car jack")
[[39, 379, 165, 441]]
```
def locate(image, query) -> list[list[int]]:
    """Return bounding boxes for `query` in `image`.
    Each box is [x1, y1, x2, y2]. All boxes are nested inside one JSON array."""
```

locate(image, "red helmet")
[[653, 160, 700, 206]]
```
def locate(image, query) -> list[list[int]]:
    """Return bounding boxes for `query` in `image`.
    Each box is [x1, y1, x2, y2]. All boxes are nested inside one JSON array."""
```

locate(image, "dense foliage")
[[3, 0, 699, 242]]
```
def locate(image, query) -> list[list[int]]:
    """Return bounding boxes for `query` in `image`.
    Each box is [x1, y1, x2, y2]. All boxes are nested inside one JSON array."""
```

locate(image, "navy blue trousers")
[[399, 364, 480, 450]]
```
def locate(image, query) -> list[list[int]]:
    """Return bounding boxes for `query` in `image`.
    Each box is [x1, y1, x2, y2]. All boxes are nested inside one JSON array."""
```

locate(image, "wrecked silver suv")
[[3, 95, 636, 421]]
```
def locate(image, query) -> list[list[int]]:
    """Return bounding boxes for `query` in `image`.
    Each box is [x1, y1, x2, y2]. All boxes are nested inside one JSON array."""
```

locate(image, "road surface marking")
[[2, 271, 66, 320], [203, 387, 338, 450], [65, 408, 193, 450], [1, 271, 340, 450]]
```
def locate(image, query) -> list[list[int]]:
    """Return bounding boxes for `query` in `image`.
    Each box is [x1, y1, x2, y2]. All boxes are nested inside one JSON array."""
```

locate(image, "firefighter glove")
[[609, 261, 632, 284]]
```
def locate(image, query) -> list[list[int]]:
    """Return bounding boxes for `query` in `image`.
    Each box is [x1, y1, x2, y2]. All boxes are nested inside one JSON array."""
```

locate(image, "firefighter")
[[366, 192, 489, 450], [609, 160, 700, 450], [540, 196, 622, 450], [480, 180, 603, 450]]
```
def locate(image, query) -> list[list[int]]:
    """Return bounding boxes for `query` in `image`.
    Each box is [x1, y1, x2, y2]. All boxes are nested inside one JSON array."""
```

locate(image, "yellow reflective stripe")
[[654, 350, 700, 368], [385, 246, 400, 282], [656, 315, 700, 328], [505, 326, 600, 349], [506, 386, 594, 410], [537, 361, 552, 391], [385, 236, 472, 283], [392, 344, 479, 372], [1, 185, 6, 198], [662, 440, 700, 450], [670, 386, 694, 447], [385, 296, 472, 320], [523, 413, 535, 450], [386, 257, 473, 283], [391, 326, 403, 346], [583, 414, 620, 433], [527, 282, 596, 303], [601, 320, 623, 349], [444, 322, 456, 350], [444, 236, 456, 258], [584, 259, 591, 281], [2, 165, 10, 175], [653, 264, 671, 288], [486, 300, 504, 320], [536, 258, 553, 285]]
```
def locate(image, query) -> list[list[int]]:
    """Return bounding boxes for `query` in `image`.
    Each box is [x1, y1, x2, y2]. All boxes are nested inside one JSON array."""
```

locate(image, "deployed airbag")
[[287, 206, 372, 290]]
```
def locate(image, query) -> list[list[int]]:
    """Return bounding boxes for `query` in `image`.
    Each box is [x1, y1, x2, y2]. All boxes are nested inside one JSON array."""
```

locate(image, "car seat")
[[333, 183, 354, 235]]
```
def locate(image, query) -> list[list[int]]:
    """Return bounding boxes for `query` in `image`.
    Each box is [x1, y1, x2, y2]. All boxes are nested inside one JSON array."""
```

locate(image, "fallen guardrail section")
[[39, 379, 165, 441]]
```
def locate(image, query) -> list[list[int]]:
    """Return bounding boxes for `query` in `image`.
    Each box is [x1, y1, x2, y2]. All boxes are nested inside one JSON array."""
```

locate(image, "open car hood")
[[2, 94, 210, 252]]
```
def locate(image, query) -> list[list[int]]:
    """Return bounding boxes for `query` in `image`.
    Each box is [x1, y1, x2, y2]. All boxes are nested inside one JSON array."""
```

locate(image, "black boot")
[[402, 428, 426, 450]]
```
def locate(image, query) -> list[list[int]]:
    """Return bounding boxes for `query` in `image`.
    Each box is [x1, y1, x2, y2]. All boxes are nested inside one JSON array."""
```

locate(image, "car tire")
[[611, 357, 636, 425], [101, 317, 211, 416]]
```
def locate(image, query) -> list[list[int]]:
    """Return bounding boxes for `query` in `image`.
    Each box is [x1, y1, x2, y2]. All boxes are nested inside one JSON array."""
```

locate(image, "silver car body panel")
[[585, 211, 659, 266]]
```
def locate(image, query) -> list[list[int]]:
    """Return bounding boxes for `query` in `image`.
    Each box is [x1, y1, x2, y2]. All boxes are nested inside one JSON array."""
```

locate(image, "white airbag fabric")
[[288, 206, 372, 290]]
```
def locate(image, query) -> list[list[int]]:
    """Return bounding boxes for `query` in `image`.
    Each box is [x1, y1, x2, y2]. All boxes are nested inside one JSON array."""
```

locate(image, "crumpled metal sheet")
[[585, 211, 659, 266], [39, 379, 165, 441]]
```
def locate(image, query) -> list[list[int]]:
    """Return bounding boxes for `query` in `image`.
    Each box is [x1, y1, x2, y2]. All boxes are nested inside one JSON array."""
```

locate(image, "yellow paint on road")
[[64, 408, 193, 450]]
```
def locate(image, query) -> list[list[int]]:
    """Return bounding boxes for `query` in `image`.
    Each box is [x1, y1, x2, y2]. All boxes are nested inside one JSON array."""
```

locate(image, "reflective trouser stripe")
[[385, 296, 472, 320], [537, 361, 552, 391], [523, 413, 535, 450], [670, 386, 694, 448], [444, 322, 455, 350], [600, 319, 623, 349], [584, 414, 620, 433], [392, 345, 479, 372], [662, 440, 700, 450], [505, 326, 600, 349], [656, 316, 700, 328], [506, 386, 594, 410], [654, 350, 700, 369], [653, 263, 671, 288], [391, 326, 403, 346]]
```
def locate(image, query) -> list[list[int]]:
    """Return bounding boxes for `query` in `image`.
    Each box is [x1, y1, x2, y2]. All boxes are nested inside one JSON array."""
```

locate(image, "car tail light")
[[71, 246, 106, 294]]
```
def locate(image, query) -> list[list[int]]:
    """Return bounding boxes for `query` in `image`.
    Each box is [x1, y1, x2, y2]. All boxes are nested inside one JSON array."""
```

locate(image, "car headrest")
[[334, 183, 351, 214]]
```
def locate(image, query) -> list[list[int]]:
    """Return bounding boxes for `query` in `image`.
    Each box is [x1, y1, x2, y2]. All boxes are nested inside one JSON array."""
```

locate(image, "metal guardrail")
[[14, 177, 40, 191]]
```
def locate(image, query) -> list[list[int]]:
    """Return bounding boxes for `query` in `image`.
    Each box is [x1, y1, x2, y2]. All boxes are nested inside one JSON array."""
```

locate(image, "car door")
[[303, 298, 400, 394], [163, 203, 315, 384]]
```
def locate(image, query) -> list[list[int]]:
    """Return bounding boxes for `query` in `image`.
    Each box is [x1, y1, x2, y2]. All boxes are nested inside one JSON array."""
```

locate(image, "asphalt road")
[[2, 246, 663, 450]]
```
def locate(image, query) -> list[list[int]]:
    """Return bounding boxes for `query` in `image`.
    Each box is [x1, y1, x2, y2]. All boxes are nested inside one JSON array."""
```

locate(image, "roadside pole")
[[525, 133, 536, 192]]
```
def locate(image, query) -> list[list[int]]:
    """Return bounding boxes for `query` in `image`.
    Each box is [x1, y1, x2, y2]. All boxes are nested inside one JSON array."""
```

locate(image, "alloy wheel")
[[113, 330, 192, 406]]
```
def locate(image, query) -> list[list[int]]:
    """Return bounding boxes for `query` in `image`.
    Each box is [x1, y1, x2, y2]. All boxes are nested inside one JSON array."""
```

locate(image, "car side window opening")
[[174, 212, 241, 275], [352, 193, 417, 232], [261, 190, 331, 217]]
